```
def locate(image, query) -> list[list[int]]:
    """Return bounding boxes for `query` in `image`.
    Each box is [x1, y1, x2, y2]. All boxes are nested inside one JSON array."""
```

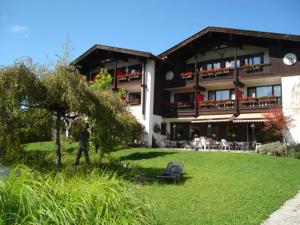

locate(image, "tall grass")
[[0, 166, 156, 225]]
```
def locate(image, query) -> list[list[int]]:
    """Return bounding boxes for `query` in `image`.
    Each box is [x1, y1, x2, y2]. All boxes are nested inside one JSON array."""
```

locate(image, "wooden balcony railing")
[[117, 72, 142, 82], [239, 63, 271, 77], [179, 63, 271, 82], [161, 95, 281, 117], [199, 68, 234, 80], [198, 99, 235, 110], [239, 96, 281, 110]]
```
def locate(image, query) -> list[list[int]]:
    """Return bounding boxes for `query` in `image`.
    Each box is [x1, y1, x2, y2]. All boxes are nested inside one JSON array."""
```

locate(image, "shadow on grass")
[[19, 150, 190, 185], [119, 151, 177, 161], [99, 160, 191, 186]]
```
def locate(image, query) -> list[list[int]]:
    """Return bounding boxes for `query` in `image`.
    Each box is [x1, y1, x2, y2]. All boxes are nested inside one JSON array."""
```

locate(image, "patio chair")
[[157, 162, 184, 182], [170, 141, 177, 148], [192, 137, 202, 151], [221, 139, 230, 151], [200, 137, 207, 150]]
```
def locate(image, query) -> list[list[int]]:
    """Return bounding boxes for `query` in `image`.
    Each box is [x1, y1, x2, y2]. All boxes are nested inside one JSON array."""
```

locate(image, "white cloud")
[[10, 25, 28, 33]]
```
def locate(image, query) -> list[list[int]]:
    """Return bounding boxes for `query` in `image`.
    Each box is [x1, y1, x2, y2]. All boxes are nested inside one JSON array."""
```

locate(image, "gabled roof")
[[73, 44, 160, 65], [159, 26, 300, 58]]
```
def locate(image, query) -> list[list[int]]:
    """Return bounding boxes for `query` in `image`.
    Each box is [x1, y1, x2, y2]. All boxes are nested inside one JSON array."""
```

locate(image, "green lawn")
[[23, 143, 300, 225], [111, 148, 300, 225]]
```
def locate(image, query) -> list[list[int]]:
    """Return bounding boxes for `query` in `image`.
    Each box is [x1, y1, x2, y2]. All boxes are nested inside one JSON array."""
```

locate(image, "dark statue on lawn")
[[73, 122, 91, 166]]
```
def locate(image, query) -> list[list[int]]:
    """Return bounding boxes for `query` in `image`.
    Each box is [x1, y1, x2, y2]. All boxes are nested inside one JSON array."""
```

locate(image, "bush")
[[289, 144, 300, 159], [256, 142, 287, 157], [0, 166, 156, 225]]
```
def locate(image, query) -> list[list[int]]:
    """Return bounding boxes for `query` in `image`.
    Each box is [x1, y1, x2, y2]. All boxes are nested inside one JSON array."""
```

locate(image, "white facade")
[[281, 75, 300, 144], [125, 59, 156, 147]]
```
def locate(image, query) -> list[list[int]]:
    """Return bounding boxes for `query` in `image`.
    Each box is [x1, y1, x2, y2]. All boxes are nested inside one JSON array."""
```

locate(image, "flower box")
[[128, 72, 142, 80], [180, 72, 193, 79], [214, 68, 231, 76], [117, 74, 128, 81], [240, 97, 257, 104]]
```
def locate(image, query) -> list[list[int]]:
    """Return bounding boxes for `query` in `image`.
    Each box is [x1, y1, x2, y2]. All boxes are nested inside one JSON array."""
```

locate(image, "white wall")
[[281, 75, 300, 144], [143, 59, 156, 147]]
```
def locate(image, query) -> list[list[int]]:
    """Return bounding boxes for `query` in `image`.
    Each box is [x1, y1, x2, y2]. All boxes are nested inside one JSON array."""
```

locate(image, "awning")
[[191, 114, 234, 123], [233, 113, 266, 123]]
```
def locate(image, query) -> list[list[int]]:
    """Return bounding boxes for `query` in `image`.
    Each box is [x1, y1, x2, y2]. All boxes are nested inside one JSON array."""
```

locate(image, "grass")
[[111, 148, 300, 225], [15, 143, 300, 224]]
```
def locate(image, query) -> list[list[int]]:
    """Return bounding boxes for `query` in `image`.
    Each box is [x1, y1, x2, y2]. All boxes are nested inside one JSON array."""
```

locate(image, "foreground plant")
[[0, 166, 156, 225]]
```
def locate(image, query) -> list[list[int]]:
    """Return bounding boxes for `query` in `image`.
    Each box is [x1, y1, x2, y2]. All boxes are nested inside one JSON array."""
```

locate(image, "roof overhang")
[[73, 44, 162, 74], [159, 26, 300, 58]]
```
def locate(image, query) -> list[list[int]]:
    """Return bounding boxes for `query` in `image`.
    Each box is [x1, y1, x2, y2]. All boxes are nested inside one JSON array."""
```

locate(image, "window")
[[129, 92, 141, 100], [174, 93, 194, 103], [213, 62, 221, 69], [208, 91, 215, 100], [273, 85, 281, 96], [216, 90, 230, 100], [247, 85, 282, 97], [244, 54, 263, 65], [248, 87, 256, 97], [209, 89, 235, 101], [225, 60, 240, 68], [256, 86, 272, 97], [128, 92, 141, 105], [206, 63, 213, 70]]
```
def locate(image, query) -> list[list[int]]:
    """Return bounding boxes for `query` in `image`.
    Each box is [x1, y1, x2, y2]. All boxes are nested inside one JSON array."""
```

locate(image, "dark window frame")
[[208, 88, 235, 101], [247, 84, 282, 97]]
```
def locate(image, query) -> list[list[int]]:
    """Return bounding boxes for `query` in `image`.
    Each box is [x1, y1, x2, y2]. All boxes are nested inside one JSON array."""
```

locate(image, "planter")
[[180, 72, 193, 79], [128, 72, 141, 80]]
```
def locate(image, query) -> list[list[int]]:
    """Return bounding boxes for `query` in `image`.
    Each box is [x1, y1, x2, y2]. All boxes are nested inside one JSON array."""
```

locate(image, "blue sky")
[[1, 0, 300, 66]]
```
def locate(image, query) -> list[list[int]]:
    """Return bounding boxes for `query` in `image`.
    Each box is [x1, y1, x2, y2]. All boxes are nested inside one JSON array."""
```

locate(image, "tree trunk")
[[55, 114, 62, 166]]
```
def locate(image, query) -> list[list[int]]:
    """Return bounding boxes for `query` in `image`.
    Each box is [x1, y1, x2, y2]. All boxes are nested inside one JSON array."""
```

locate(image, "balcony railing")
[[199, 68, 234, 80], [161, 102, 195, 117], [198, 99, 235, 111], [239, 96, 281, 110], [239, 63, 271, 77], [179, 63, 271, 81], [117, 72, 142, 82], [161, 96, 281, 117]]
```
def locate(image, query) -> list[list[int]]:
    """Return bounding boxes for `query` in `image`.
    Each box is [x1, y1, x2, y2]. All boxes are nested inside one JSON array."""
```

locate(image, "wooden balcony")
[[239, 63, 271, 77], [117, 72, 142, 82], [199, 68, 234, 80], [161, 96, 281, 118], [179, 64, 272, 83], [239, 96, 281, 112], [162, 102, 195, 117], [198, 99, 235, 114]]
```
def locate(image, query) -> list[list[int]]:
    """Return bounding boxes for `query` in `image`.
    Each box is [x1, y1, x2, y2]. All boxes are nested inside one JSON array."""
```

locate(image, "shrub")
[[289, 144, 300, 159], [0, 166, 156, 225], [256, 142, 287, 157]]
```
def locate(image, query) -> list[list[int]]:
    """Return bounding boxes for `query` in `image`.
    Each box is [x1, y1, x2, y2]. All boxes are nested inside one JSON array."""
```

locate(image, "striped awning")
[[233, 113, 267, 123], [191, 114, 235, 123]]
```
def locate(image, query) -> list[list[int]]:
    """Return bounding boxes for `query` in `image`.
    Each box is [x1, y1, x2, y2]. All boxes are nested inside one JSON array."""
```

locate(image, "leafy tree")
[[89, 69, 142, 157], [263, 107, 294, 156], [0, 61, 47, 164]]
